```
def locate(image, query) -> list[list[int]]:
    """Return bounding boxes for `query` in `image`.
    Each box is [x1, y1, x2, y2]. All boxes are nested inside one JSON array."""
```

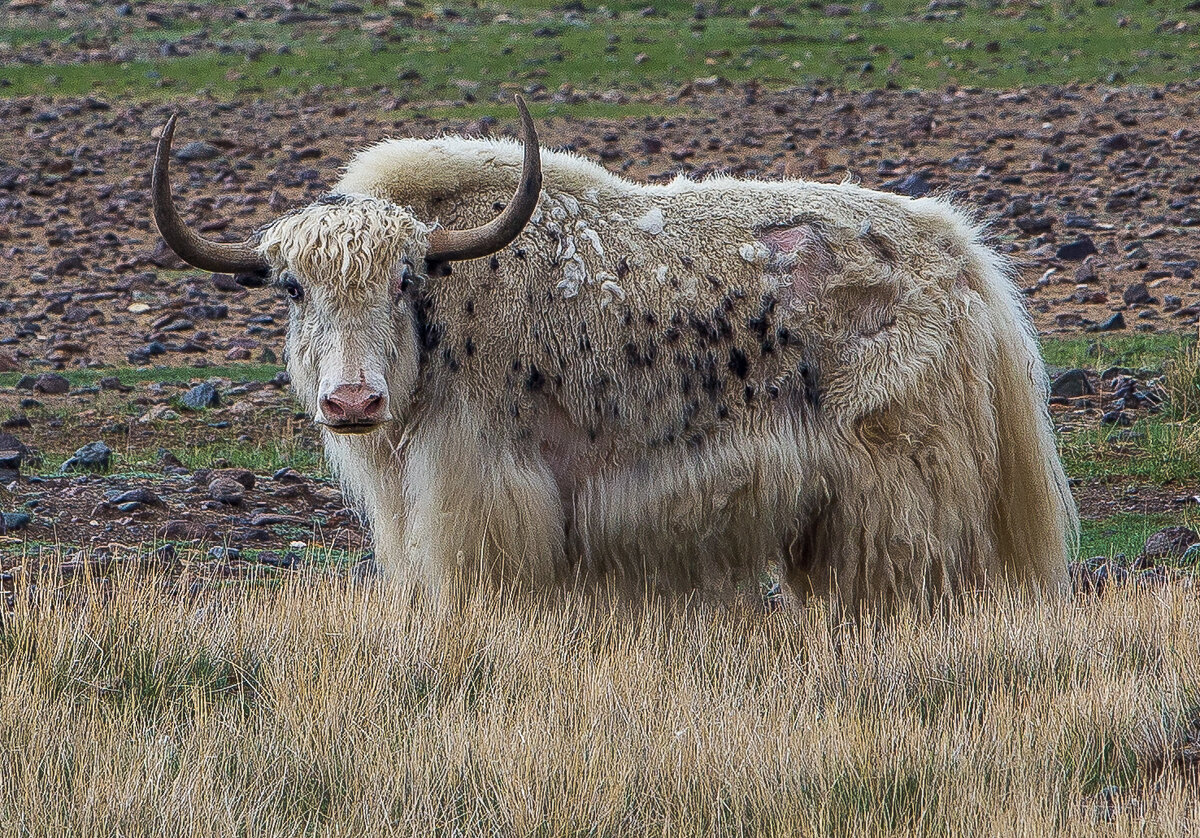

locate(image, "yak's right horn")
[[151, 114, 270, 276]]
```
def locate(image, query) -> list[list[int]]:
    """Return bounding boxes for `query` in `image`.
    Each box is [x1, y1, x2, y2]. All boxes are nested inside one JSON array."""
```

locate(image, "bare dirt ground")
[[1, 83, 1199, 581]]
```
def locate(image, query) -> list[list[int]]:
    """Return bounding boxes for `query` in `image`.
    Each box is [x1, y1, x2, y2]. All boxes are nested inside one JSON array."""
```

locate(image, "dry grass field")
[[2, 570, 1198, 837]]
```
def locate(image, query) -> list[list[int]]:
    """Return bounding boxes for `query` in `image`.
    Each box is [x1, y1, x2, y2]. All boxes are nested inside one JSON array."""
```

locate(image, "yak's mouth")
[[321, 421, 384, 436]]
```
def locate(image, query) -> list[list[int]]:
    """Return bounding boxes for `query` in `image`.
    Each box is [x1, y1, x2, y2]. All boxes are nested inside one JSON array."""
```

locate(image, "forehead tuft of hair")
[[257, 194, 427, 293]]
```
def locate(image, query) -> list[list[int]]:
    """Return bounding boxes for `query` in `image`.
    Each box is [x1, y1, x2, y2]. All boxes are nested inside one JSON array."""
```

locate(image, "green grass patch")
[[1, 0, 1198, 101], [0, 363, 284, 390], [1040, 334, 1190, 374], [1078, 512, 1186, 561], [1060, 416, 1200, 484]]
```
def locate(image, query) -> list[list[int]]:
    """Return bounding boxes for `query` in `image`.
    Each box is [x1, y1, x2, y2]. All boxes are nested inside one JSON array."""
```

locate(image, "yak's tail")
[[973, 242, 1077, 594]]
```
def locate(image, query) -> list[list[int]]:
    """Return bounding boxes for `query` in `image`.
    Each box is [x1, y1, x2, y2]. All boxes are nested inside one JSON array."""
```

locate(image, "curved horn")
[[425, 95, 543, 263], [152, 114, 269, 276]]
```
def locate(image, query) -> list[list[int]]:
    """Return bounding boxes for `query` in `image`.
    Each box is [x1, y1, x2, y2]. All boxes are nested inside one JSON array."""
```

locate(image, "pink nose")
[[321, 384, 386, 426]]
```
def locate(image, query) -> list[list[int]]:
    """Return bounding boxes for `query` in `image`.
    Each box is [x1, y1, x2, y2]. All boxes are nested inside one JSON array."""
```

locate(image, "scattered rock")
[[108, 487, 164, 508], [180, 382, 220, 410], [1056, 236, 1098, 261], [174, 141, 221, 162], [207, 476, 245, 505], [887, 172, 932, 197], [1122, 282, 1156, 306], [59, 441, 112, 473], [1069, 557, 1129, 595], [0, 512, 30, 532], [1139, 526, 1200, 566], [1015, 215, 1053, 235], [32, 373, 69, 395], [1050, 368, 1094, 398], [1087, 312, 1126, 332], [213, 468, 255, 490]]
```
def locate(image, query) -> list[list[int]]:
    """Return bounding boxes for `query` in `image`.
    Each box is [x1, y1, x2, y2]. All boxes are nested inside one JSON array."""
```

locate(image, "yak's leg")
[[402, 421, 564, 596]]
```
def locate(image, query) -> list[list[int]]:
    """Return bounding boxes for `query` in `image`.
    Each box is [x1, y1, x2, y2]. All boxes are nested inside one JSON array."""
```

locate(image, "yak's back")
[[336, 135, 635, 206]]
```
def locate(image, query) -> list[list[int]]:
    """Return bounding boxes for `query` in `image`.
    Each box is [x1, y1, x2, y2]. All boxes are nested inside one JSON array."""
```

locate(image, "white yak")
[[151, 97, 1076, 610]]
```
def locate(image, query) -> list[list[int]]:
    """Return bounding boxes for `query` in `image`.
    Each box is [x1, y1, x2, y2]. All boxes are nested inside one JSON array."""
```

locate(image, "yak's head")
[[151, 98, 541, 435]]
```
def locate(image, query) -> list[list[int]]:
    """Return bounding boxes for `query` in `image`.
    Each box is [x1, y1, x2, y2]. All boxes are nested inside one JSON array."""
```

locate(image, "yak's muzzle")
[[320, 383, 387, 434]]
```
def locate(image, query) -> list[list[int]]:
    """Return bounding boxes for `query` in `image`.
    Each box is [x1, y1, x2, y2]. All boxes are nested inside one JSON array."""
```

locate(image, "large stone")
[[1140, 526, 1200, 566]]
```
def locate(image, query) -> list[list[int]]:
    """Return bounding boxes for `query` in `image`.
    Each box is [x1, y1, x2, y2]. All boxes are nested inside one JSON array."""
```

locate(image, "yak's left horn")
[[152, 114, 270, 276], [425, 95, 543, 263]]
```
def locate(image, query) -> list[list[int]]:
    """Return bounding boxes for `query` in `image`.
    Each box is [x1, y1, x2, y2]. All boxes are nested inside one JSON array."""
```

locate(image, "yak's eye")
[[281, 276, 304, 302]]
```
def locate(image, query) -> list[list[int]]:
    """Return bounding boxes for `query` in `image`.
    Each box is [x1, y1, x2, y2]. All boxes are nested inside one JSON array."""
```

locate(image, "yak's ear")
[[390, 259, 419, 297], [759, 223, 835, 304]]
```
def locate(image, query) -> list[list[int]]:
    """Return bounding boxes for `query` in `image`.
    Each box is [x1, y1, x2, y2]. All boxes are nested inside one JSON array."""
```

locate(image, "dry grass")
[[2, 570, 1199, 837]]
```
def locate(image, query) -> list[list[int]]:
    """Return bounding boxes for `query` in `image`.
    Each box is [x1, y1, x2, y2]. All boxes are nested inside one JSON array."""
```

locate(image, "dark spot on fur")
[[680, 374, 693, 395], [643, 311, 657, 326], [512, 358, 523, 372], [509, 402, 520, 418], [760, 337, 776, 354], [464, 299, 475, 316], [488, 256, 500, 272], [865, 231, 899, 265], [624, 341, 658, 368], [777, 326, 791, 346], [588, 427, 598, 443], [744, 385, 756, 404], [707, 275, 722, 288], [526, 365, 545, 392], [767, 383, 780, 399], [622, 310, 633, 327], [680, 255, 693, 268], [464, 337, 475, 357], [689, 315, 718, 344], [712, 310, 733, 341], [800, 363, 821, 407], [578, 335, 592, 353], [728, 347, 749, 379], [717, 404, 729, 420], [616, 256, 630, 279], [441, 347, 459, 372], [514, 248, 527, 260], [700, 357, 723, 396], [493, 201, 507, 212], [748, 314, 769, 338], [686, 433, 705, 448], [664, 326, 680, 343]]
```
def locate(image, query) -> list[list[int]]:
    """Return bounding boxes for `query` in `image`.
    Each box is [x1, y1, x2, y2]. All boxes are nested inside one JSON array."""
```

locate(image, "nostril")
[[321, 396, 346, 418], [363, 393, 384, 416]]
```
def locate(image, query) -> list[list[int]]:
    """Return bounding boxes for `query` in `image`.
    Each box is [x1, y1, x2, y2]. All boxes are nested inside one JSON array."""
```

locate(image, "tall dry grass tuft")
[[1, 568, 1198, 836], [1164, 339, 1200, 420]]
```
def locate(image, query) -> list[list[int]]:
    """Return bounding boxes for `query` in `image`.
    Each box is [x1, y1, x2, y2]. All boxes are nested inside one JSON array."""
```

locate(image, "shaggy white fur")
[[264, 134, 1076, 611]]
